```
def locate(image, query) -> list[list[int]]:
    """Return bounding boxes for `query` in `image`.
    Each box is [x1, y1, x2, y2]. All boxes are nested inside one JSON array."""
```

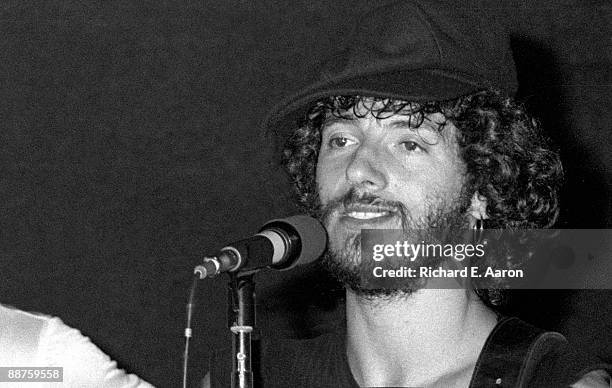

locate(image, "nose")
[[345, 144, 387, 192]]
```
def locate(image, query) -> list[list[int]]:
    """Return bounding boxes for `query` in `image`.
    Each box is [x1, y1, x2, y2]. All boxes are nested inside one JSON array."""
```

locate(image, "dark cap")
[[263, 0, 517, 141]]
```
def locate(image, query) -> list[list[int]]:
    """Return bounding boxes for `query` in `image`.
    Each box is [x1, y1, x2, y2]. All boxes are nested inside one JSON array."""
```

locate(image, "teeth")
[[347, 211, 388, 220]]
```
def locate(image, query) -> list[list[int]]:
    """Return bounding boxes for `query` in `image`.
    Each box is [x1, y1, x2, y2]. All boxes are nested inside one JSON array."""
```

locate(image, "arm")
[[39, 317, 154, 388]]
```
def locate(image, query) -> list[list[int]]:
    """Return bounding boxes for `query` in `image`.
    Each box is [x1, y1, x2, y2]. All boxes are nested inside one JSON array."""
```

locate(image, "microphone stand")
[[227, 272, 256, 388]]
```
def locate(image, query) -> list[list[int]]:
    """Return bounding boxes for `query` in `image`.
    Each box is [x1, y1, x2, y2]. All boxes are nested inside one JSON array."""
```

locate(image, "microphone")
[[194, 215, 327, 278]]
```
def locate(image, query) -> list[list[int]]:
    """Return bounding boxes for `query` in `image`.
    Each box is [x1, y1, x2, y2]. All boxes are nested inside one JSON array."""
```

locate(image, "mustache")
[[317, 188, 410, 228]]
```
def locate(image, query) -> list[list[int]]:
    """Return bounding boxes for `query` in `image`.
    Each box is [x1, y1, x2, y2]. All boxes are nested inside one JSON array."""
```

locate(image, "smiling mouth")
[[345, 211, 390, 220]]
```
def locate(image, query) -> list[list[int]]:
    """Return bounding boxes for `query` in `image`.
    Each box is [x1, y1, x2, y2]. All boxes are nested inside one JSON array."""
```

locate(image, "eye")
[[400, 141, 423, 152], [328, 136, 357, 148]]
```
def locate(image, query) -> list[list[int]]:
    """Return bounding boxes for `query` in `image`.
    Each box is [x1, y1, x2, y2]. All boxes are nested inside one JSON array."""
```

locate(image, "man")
[[0, 303, 153, 387], [207, 1, 611, 387]]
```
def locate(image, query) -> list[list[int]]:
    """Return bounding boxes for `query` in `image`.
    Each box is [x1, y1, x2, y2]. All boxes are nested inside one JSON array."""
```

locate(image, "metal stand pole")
[[228, 273, 256, 388]]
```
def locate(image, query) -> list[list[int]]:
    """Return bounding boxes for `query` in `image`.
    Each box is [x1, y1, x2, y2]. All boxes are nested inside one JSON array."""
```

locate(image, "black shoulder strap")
[[468, 316, 569, 387]]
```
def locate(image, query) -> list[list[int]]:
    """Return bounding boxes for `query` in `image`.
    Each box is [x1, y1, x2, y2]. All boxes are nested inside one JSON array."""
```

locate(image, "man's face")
[[315, 101, 471, 294]]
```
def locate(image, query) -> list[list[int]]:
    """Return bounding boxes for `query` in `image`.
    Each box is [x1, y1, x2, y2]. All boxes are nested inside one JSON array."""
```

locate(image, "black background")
[[1, 1, 611, 387]]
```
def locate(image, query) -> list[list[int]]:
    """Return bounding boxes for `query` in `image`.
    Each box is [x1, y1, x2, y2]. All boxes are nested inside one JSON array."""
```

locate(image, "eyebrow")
[[322, 114, 354, 127], [388, 118, 440, 133], [321, 115, 446, 140]]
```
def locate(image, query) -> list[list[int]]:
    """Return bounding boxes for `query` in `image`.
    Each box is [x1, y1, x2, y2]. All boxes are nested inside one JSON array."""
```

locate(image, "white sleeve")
[[37, 317, 154, 388]]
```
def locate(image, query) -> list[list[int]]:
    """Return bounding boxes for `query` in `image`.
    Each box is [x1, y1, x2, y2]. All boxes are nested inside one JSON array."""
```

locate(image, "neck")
[[345, 288, 497, 387]]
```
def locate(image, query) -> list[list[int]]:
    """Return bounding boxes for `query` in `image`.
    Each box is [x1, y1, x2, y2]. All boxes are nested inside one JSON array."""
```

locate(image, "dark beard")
[[314, 188, 470, 300]]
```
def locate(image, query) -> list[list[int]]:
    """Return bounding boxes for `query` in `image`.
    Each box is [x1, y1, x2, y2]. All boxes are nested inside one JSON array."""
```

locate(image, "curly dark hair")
[[281, 90, 564, 307]]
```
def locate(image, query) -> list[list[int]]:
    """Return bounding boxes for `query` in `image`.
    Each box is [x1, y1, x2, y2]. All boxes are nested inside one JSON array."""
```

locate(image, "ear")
[[467, 192, 488, 227]]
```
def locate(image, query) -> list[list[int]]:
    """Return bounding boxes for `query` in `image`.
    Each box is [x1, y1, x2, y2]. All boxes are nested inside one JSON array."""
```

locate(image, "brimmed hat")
[[262, 0, 517, 146]]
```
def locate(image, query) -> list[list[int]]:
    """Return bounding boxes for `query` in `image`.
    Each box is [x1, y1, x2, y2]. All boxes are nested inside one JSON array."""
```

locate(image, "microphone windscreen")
[[264, 215, 327, 269]]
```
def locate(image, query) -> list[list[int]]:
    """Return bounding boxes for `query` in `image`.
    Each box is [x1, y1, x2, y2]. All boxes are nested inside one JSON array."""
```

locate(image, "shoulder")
[[472, 316, 612, 388], [39, 315, 155, 387], [0, 303, 154, 387]]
